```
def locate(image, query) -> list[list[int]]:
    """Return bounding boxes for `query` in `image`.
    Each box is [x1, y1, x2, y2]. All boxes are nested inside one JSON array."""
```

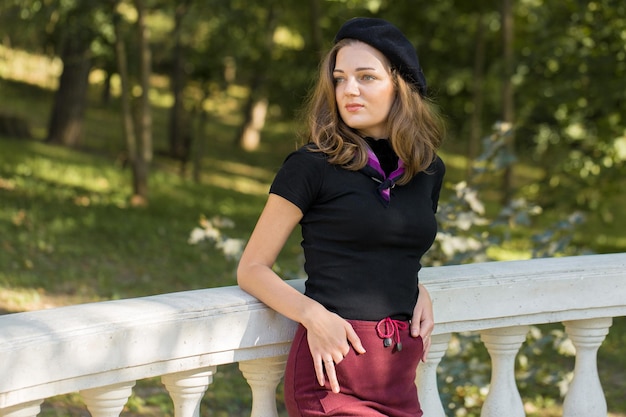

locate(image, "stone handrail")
[[1, 253, 625, 417]]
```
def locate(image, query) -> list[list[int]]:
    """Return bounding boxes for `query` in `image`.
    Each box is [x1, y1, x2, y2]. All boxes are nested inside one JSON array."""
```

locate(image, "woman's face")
[[333, 41, 396, 139]]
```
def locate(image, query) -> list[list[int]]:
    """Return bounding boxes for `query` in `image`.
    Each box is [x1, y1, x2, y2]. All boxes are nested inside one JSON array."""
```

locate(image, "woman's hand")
[[410, 284, 434, 362], [303, 308, 366, 394]]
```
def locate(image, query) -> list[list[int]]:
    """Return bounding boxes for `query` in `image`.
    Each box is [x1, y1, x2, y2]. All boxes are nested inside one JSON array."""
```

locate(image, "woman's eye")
[[362, 74, 376, 81], [334, 77, 345, 84]]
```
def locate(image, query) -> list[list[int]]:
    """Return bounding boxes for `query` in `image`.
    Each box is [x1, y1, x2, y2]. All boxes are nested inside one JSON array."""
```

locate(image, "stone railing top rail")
[[420, 253, 626, 332], [1, 253, 625, 408]]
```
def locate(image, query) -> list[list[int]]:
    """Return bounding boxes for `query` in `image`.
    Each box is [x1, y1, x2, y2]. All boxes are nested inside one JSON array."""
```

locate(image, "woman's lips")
[[345, 103, 363, 112]]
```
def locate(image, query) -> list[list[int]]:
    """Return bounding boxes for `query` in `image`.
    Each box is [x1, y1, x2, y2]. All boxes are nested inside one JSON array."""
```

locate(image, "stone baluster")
[[562, 317, 612, 417], [416, 332, 452, 417], [0, 400, 44, 417], [239, 355, 288, 417], [162, 367, 216, 417], [81, 381, 136, 417], [479, 325, 529, 417]]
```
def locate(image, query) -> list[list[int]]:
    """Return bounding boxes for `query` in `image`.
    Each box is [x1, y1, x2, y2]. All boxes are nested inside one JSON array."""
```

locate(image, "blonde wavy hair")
[[299, 39, 445, 185]]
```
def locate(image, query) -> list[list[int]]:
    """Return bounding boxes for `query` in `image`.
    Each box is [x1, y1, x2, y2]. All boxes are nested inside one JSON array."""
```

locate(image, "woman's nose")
[[344, 77, 360, 96]]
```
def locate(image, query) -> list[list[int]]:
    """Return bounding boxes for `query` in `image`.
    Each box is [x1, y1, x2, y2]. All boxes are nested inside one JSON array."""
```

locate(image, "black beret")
[[334, 17, 427, 96]]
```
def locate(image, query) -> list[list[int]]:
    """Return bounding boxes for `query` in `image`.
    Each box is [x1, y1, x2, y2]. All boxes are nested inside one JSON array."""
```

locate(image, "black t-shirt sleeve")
[[269, 147, 325, 214]]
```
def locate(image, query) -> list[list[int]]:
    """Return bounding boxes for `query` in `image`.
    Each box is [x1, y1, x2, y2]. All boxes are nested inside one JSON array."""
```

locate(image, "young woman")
[[237, 17, 446, 417]]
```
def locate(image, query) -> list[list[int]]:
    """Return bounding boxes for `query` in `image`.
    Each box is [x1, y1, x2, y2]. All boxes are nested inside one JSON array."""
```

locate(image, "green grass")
[[0, 78, 306, 309], [1, 138, 260, 299], [1, 74, 625, 417]]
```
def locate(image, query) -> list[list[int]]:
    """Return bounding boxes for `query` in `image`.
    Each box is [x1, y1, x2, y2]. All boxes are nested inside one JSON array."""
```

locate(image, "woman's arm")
[[237, 193, 365, 393], [237, 193, 316, 325], [410, 283, 434, 361]]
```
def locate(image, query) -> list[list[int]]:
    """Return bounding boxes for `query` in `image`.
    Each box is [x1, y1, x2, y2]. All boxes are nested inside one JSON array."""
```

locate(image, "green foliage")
[[512, 0, 626, 215], [425, 123, 590, 268], [3, 1, 624, 219], [418, 123, 599, 415]]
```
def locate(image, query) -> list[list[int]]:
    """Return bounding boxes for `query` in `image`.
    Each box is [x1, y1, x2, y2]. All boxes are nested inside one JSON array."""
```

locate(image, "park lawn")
[[1, 76, 625, 416]]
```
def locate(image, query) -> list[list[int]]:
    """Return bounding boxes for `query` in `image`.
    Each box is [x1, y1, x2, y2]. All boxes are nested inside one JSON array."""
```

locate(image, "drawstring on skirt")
[[376, 317, 408, 351]]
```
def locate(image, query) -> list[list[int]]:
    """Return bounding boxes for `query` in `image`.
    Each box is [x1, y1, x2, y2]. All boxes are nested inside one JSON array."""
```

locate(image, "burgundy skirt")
[[284, 320, 424, 417]]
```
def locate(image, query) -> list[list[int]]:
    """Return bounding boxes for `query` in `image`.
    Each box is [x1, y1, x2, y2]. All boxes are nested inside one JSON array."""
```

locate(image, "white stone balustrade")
[[416, 332, 451, 417], [480, 326, 529, 417], [81, 382, 136, 417], [1, 253, 625, 417], [239, 356, 289, 417], [162, 368, 216, 417], [562, 318, 613, 417]]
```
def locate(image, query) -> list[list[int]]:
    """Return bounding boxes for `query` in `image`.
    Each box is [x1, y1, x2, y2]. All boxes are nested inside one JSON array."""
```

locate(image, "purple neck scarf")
[[363, 147, 405, 206]]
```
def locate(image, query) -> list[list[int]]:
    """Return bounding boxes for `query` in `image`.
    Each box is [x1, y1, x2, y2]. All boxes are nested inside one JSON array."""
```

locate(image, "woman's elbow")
[[236, 261, 249, 289], [236, 259, 261, 293]]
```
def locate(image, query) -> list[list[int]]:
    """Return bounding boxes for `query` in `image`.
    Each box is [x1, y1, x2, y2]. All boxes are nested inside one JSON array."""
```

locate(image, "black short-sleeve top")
[[270, 144, 445, 321]]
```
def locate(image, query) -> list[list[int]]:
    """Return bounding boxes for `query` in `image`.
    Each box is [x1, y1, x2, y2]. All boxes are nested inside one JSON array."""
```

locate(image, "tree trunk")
[[132, 0, 152, 203], [309, 0, 323, 59], [239, 97, 268, 151], [192, 85, 210, 184], [168, 0, 192, 160], [101, 70, 113, 105], [501, 0, 515, 204], [111, 2, 138, 171], [234, 6, 276, 151], [46, 28, 92, 147], [467, 12, 486, 179]]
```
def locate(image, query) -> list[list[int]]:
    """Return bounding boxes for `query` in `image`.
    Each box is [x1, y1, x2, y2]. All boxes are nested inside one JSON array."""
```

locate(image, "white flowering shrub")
[[188, 215, 245, 262]]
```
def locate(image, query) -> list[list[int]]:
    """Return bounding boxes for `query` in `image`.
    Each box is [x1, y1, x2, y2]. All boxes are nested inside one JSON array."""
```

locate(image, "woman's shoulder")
[[271, 143, 330, 211], [283, 143, 328, 164], [427, 154, 446, 177]]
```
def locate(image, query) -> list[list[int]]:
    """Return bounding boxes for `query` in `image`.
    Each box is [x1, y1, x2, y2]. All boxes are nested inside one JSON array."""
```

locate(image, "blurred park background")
[[0, 0, 625, 416]]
